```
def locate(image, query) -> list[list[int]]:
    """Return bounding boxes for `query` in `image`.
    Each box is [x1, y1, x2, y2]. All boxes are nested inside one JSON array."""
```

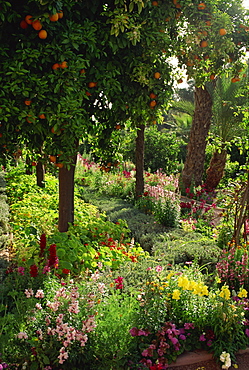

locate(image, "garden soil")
[[168, 348, 249, 369]]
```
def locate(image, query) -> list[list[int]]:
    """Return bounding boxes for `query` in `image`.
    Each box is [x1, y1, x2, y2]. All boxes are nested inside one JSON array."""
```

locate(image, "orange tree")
[[0, 0, 180, 231], [173, 0, 249, 189]]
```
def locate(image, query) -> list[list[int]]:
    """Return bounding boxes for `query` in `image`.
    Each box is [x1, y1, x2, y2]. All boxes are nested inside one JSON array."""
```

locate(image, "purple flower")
[[199, 334, 206, 341], [245, 328, 249, 337]]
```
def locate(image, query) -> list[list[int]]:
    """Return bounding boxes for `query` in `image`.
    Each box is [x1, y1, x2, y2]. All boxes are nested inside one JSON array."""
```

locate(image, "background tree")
[[0, 0, 178, 230], [176, 0, 249, 189], [205, 71, 248, 190]]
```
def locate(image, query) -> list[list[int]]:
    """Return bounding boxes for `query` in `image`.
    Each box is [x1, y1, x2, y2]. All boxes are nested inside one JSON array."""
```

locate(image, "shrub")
[[119, 126, 182, 174]]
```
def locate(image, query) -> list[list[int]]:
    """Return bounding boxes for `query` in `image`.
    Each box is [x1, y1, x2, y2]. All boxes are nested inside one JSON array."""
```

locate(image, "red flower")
[[30, 264, 38, 277], [62, 269, 70, 274], [48, 244, 57, 267], [114, 276, 124, 289], [39, 233, 46, 258]]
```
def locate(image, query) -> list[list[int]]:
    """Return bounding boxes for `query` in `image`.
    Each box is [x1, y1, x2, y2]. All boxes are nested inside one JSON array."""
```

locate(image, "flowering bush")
[[216, 241, 249, 291], [127, 264, 249, 368], [136, 171, 180, 227], [180, 185, 217, 233], [2, 273, 105, 369]]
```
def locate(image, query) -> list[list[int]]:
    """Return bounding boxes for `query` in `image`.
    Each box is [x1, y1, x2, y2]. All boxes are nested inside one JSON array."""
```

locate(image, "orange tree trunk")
[[36, 160, 45, 188], [181, 85, 213, 190], [58, 153, 77, 232], [135, 124, 145, 199], [205, 149, 227, 192]]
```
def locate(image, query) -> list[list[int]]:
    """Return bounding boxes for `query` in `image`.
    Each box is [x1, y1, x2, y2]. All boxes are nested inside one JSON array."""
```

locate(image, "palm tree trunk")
[[205, 148, 227, 192], [181, 85, 213, 190], [135, 124, 145, 199]]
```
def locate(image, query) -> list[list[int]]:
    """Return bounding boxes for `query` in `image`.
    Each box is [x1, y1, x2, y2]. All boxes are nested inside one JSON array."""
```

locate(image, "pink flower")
[[42, 265, 50, 274], [35, 303, 42, 310], [35, 289, 44, 299], [155, 265, 163, 273], [58, 347, 69, 364], [17, 266, 25, 275], [17, 331, 28, 339], [24, 288, 34, 298]]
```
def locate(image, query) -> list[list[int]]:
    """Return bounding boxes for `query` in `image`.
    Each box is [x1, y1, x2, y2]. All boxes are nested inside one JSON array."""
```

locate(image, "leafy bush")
[[152, 229, 221, 273], [119, 126, 182, 174]]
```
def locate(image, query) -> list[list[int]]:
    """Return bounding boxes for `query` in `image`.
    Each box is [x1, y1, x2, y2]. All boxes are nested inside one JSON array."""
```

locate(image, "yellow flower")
[[233, 364, 239, 368], [178, 275, 190, 290], [172, 289, 181, 300], [238, 288, 248, 298], [219, 286, 231, 300], [167, 271, 174, 280]]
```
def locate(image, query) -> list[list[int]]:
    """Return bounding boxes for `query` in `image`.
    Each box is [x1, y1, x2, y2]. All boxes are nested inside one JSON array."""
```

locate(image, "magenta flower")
[[199, 334, 206, 341], [17, 266, 25, 275], [114, 276, 124, 289]]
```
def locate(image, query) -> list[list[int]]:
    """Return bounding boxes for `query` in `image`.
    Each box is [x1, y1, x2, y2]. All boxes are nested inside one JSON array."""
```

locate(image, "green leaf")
[[30, 362, 39, 370], [60, 260, 73, 270]]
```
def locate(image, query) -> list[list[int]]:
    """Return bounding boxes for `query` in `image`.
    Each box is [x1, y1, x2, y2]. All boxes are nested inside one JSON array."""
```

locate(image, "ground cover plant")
[[1, 160, 249, 369]]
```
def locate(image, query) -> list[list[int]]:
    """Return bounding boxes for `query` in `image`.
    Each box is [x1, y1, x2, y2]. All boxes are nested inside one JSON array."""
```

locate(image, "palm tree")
[[204, 73, 247, 191]]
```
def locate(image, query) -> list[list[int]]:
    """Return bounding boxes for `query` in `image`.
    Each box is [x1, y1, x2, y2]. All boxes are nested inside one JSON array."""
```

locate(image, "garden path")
[[168, 348, 249, 369]]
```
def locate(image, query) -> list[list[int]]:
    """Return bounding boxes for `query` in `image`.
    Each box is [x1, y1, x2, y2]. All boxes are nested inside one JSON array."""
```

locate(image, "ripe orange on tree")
[[26, 115, 35, 123], [154, 72, 161, 79], [32, 20, 42, 30], [55, 163, 64, 168], [205, 20, 211, 26], [200, 40, 208, 47], [49, 155, 57, 163], [198, 2, 206, 10], [80, 69, 86, 74], [86, 91, 91, 96], [58, 11, 63, 19], [0, 133, 3, 138], [52, 63, 60, 70], [49, 13, 59, 22], [115, 124, 121, 130], [150, 100, 157, 108], [25, 15, 33, 24], [152, 1, 158, 5], [210, 74, 215, 80], [38, 30, 47, 39], [150, 92, 157, 99], [24, 99, 32, 106], [219, 28, 227, 36], [39, 114, 46, 119], [231, 76, 240, 82], [60, 61, 68, 69], [88, 82, 97, 88], [31, 162, 37, 166], [20, 20, 28, 29]]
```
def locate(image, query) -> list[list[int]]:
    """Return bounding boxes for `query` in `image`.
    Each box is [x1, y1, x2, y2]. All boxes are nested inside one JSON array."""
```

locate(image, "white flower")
[[220, 352, 231, 369]]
